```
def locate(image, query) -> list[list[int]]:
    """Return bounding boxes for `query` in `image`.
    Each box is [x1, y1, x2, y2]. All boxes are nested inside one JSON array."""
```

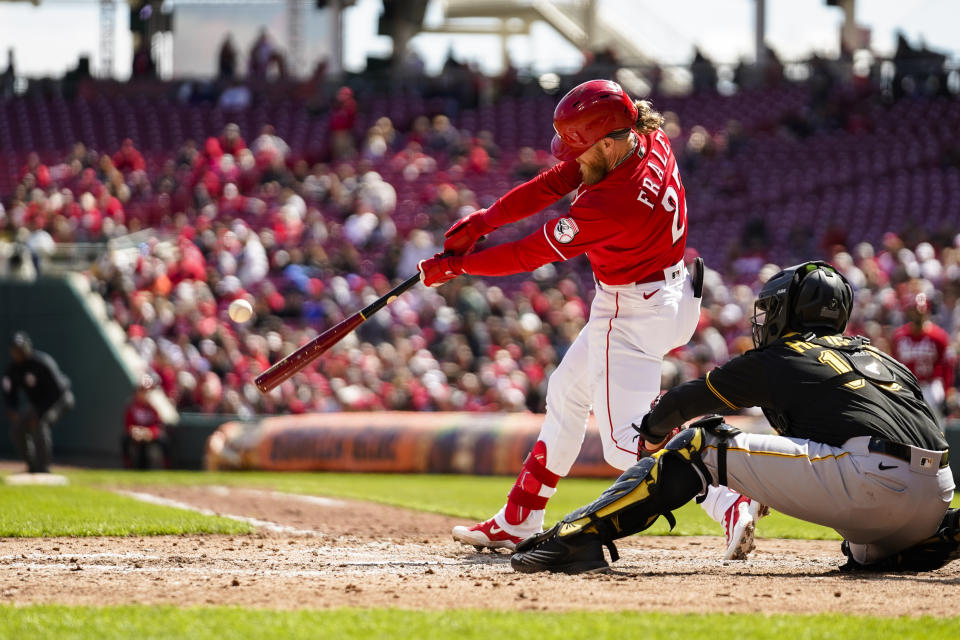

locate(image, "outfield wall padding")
[[204, 412, 776, 477]]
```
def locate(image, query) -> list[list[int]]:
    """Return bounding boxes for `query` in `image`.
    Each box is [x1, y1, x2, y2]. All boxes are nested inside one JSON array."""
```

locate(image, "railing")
[[43, 243, 106, 274]]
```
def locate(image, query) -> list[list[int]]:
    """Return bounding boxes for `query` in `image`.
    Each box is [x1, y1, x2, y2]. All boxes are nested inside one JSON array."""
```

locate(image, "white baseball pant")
[[494, 260, 743, 536]]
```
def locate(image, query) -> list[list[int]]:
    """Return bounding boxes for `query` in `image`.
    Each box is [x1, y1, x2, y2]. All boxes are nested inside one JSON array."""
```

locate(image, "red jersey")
[[891, 322, 954, 387], [463, 129, 687, 285], [125, 398, 162, 435]]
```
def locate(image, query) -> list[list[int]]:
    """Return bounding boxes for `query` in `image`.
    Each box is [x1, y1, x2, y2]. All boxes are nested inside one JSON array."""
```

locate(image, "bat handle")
[[358, 272, 422, 319]]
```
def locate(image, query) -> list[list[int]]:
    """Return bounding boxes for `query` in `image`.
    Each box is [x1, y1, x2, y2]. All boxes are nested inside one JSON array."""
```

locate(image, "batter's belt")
[[868, 437, 949, 469]]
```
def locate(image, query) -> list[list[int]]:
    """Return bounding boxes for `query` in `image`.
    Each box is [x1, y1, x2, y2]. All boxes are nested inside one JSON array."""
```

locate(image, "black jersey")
[[647, 332, 948, 451], [2, 350, 71, 414]]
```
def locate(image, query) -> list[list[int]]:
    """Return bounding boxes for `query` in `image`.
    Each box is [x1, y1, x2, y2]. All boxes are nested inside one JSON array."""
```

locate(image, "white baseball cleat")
[[452, 517, 527, 551], [723, 496, 767, 560]]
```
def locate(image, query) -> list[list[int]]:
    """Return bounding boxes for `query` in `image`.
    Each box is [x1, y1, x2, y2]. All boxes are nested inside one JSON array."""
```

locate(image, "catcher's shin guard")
[[511, 427, 711, 574]]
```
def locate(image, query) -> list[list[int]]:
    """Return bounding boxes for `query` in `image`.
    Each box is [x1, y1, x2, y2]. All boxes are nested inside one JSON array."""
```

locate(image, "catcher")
[[512, 261, 958, 574]]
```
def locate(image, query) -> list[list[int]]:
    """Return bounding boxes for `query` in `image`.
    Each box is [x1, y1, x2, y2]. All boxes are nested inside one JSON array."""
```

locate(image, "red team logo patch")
[[553, 218, 579, 244]]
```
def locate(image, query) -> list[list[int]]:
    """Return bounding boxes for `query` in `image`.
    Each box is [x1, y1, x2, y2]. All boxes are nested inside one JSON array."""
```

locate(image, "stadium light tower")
[[755, 0, 766, 67], [287, 0, 305, 78], [825, 0, 868, 54], [100, 0, 117, 78]]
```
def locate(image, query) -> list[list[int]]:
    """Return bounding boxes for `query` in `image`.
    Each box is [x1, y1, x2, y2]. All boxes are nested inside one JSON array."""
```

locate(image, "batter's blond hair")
[[634, 100, 665, 134]]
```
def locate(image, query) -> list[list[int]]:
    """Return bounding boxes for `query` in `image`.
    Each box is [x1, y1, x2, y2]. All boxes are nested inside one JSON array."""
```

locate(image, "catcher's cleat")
[[723, 496, 767, 560], [452, 517, 526, 551], [511, 524, 616, 574], [840, 508, 960, 572]]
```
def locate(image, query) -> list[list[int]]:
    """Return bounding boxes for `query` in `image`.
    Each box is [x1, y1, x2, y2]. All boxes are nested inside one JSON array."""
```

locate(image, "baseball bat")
[[254, 271, 422, 393]]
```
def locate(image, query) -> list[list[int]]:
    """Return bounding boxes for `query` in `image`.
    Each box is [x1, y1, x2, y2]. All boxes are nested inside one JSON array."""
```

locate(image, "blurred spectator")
[[248, 28, 285, 81], [122, 373, 170, 469], [891, 292, 956, 419], [761, 45, 784, 87], [113, 138, 147, 173], [218, 84, 252, 111], [329, 86, 358, 161], [363, 116, 398, 161], [218, 34, 238, 80], [512, 147, 546, 181], [2, 332, 74, 474], [1, 228, 38, 280], [20, 152, 51, 189], [1, 48, 15, 99], [131, 39, 156, 79], [690, 48, 718, 94], [219, 123, 247, 156], [252, 125, 290, 164], [426, 114, 461, 154]]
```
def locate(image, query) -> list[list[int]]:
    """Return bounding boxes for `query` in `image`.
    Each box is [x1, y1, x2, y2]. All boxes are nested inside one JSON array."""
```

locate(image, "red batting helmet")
[[551, 80, 638, 161]]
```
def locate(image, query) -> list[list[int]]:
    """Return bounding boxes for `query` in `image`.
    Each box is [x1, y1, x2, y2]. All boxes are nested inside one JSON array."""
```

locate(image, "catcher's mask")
[[752, 261, 853, 348]]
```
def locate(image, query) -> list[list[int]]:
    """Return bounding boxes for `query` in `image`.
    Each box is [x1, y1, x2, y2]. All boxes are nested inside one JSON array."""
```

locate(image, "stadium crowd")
[[1, 79, 959, 422]]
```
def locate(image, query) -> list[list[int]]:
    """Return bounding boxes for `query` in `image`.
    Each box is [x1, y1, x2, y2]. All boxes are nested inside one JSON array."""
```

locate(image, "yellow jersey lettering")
[[785, 340, 815, 353], [818, 349, 865, 390], [818, 349, 851, 374]]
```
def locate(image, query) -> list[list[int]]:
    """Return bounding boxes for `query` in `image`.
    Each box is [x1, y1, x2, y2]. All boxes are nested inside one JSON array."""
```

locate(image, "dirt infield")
[[1, 485, 958, 616]]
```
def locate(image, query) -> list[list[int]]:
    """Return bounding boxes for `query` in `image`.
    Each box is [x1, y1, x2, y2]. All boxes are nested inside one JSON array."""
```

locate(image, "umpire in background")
[[512, 261, 958, 574], [2, 331, 74, 473]]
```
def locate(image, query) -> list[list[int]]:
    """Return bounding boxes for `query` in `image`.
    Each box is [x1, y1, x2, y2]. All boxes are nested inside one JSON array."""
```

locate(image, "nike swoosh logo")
[[878, 462, 898, 470], [643, 289, 659, 300], [489, 525, 504, 534]]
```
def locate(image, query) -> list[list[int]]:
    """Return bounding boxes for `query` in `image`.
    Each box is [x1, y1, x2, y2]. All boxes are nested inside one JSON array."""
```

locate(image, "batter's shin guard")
[[503, 440, 560, 527], [511, 428, 710, 574]]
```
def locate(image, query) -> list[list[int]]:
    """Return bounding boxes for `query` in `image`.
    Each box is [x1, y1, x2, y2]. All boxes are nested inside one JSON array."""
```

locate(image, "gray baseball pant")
[[701, 432, 954, 564]]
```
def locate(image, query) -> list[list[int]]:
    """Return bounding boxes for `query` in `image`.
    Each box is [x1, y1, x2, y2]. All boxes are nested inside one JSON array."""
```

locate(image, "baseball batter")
[[512, 262, 958, 574], [418, 79, 762, 559]]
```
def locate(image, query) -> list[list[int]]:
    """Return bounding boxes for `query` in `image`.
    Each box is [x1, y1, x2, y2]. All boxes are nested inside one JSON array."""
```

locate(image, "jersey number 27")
[[663, 163, 686, 245]]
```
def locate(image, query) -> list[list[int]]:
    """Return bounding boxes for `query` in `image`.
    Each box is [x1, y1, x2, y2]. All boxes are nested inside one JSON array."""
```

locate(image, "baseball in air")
[[228, 298, 253, 323]]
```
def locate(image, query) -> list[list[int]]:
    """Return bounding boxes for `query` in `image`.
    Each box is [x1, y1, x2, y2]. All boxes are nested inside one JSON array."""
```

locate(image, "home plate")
[[4, 473, 69, 486]]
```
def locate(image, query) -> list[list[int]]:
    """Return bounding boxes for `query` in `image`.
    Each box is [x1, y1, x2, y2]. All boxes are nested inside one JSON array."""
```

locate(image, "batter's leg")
[[589, 282, 764, 557], [585, 310, 658, 470], [452, 327, 592, 550]]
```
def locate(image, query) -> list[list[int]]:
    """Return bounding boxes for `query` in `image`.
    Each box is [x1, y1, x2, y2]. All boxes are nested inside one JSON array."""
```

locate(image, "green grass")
[[4, 468, 957, 540], [58, 468, 842, 539], [1, 606, 958, 640], [0, 486, 251, 537]]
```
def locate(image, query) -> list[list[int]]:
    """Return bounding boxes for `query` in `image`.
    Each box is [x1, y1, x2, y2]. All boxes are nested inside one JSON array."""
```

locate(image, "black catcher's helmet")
[[752, 261, 853, 348]]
